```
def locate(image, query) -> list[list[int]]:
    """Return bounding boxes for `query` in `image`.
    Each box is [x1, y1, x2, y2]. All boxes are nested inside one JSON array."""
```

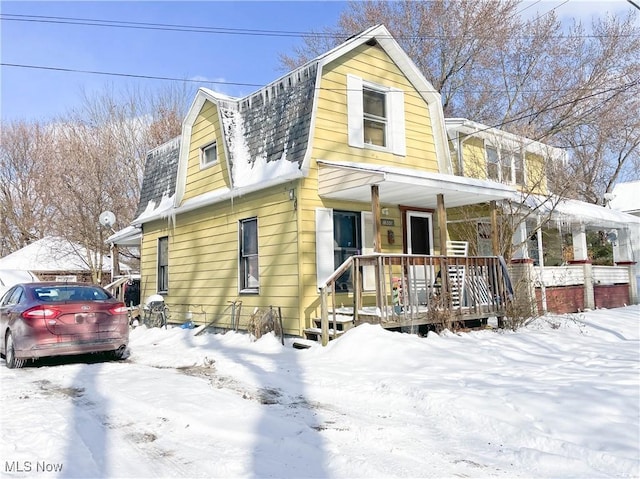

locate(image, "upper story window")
[[346, 74, 406, 156], [363, 87, 387, 147], [200, 142, 218, 169], [486, 145, 525, 186]]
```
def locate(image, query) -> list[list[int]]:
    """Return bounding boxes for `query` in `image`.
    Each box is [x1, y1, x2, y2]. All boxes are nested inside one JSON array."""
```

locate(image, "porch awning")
[[317, 160, 517, 208], [523, 195, 640, 230], [106, 226, 142, 247]]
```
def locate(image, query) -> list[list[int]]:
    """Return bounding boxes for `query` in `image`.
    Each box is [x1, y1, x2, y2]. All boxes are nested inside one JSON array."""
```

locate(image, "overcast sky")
[[1, 0, 637, 123]]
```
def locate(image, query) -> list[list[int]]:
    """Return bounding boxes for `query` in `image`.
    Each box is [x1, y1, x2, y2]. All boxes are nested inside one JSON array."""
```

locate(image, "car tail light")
[[22, 305, 61, 320], [108, 304, 128, 315]]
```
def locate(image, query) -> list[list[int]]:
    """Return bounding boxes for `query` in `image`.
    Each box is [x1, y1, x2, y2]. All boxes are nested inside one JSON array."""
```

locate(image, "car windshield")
[[33, 286, 110, 302]]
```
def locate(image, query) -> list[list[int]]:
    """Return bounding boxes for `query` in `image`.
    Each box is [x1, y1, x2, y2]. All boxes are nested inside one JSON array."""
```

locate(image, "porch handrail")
[[318, 253, 512, 345]]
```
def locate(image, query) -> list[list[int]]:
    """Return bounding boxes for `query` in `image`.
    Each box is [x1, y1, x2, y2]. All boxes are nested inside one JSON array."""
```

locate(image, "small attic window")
[[200, 142, 218, 169]]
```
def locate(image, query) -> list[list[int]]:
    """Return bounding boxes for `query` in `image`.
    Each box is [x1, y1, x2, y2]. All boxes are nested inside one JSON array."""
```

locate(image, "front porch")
[[312, 252, 512, 345]]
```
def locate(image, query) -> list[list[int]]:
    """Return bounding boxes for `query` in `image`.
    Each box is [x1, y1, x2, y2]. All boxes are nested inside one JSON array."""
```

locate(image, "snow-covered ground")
[[1, 306, 639, 478]]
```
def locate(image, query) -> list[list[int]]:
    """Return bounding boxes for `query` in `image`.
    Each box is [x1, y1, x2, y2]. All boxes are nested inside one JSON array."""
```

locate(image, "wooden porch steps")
[[303, 313, 355, 342]]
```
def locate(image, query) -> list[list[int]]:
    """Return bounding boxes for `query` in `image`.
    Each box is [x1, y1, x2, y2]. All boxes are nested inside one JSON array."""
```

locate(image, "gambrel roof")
[[131, 24, 450, 225], [134, 136, 181, 223]]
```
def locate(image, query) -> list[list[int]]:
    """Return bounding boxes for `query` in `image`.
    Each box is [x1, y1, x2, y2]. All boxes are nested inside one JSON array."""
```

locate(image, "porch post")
[[371, 185, 381, 253], [437, 194, 447, 254], [490, 201, 500, 256], [512, 221, 529, 259], [615, 228, 638, 304], [571, 224, 588, 262], [371, 185, 383, 311]]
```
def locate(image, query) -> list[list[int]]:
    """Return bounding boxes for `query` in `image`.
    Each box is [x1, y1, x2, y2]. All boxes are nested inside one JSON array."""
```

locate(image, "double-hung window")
[[363, 87, 387, 147], [157, 236, 169, 293], [486, 146, 500, 181], [346, 74, 406, 156], [239, 218, 259, 293], [200, 142, 217, 169], [486, 145, 524, 185]]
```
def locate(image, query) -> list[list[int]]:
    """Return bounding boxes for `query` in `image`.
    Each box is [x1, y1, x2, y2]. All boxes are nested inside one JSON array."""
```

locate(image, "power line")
[[1, 13, 637, 39], [0, 13, 333, 38], [2, 61, 635, 96], [0, 63, 264, 88]]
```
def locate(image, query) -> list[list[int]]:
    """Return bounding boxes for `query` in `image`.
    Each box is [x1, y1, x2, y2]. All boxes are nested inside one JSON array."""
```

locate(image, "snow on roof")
[[132, 192, 176, 224], [524, 195, 640, 229], [0, 237, 117, 272], [609, 181, 640, 215], [106, 225, 142, 247], [445, 118, 567, 162]]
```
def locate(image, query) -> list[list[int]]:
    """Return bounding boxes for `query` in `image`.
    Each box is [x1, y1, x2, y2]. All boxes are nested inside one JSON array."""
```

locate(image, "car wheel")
[[107, 346, 127, 361], [5, 332, 24, 369]]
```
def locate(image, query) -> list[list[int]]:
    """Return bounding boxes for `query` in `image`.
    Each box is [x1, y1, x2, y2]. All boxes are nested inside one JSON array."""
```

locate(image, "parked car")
[[0, 282, 129, 368]]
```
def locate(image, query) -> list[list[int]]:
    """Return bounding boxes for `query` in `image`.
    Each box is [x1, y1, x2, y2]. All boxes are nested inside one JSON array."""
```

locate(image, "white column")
[[571, 224, 589, 262], [512, 220, 529, 260], [613, 228, 633, 263]]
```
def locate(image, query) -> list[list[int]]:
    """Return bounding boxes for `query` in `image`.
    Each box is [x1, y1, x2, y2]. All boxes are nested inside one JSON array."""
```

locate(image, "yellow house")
[[121, 25, 532, 338], [444, 118, 640, 314]]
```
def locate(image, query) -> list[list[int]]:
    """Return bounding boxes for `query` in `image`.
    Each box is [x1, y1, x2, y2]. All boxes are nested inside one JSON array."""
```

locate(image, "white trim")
[[346, 74, 364, 148], [406, 211, 434, 255], [445, 117, 567, 164], [388, 87, 406, 156], [361, 211, 375, 290], [315, 208, 334, 288], [200, 141, 218, 169]]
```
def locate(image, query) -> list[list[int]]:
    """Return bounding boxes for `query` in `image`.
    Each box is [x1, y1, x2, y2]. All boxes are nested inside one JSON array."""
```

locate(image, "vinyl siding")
[[294, 42, 443, 328], [525, 151, 548, 195], [182, 100, 231, 202], [312, 43, 438, 170], [460, 136, 488, 180], [140, 184, 302, 335]]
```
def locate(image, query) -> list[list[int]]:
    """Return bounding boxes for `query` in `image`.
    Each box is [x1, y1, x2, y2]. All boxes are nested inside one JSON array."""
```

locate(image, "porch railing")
[[318, 253, 513, 345]]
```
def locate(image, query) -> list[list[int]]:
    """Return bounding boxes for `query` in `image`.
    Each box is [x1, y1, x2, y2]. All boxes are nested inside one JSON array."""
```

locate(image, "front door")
[[406, 211, 433, 255], [405, 211, 435, 304], [333, 211, 361, 291]]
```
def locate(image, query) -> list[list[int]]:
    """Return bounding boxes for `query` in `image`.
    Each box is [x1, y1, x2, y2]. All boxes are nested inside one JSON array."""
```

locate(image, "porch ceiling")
[[317, 160, 517, 209]]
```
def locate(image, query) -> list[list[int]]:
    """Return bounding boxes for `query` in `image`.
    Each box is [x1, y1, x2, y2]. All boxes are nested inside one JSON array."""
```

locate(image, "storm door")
[[333, 211, 361, 291], [405, 211, 435, 304]]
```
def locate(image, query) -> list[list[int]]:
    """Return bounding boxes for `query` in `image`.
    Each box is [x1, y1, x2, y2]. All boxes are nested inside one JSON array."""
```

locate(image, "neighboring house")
[[445, 119, 640, 313], [0, 236, 123, 284], [110, 25, 637, 339], [609, 180, 640, 299]]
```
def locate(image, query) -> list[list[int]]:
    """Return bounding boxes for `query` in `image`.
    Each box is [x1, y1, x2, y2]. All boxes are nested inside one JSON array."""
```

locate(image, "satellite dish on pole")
[[99, 211, 116, 228]]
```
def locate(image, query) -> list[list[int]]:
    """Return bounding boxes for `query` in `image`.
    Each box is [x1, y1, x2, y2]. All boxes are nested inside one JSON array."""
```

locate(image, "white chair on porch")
[[446, 241, 469, 307]]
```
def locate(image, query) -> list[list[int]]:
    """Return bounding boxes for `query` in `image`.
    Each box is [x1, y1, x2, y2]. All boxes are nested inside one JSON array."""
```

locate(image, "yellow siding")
[[312, 43, 438, 170], [140, 184, 302, 335], [182, 100, 231, 203], [460, 136, 488, 180], [458, 135, 549, 195], [294, 42, 445, 330], [525, 151, 548, 195]]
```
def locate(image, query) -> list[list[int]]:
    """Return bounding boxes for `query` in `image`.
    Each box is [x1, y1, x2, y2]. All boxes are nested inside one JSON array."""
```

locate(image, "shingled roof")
[[134, 24, 448, 224], [217, 63, 317, 181], [134, 136, 181, 221]]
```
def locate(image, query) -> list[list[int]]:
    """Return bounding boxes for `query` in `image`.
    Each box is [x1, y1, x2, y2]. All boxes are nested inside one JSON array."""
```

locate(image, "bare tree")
[[0, 121, 56, 256], [0, 83, 188, 279], [281, 1, 640, 202]]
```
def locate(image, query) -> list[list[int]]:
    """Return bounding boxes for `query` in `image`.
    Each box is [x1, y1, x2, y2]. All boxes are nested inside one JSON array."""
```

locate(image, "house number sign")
[[381, 219, 394, 226]]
